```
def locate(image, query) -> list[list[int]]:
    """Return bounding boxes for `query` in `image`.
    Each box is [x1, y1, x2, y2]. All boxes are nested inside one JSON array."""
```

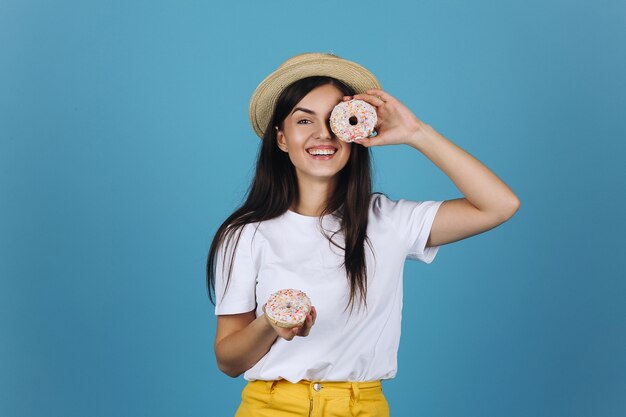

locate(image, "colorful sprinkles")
[[265, 289, 312, 328], [330, 99, 377, 142]]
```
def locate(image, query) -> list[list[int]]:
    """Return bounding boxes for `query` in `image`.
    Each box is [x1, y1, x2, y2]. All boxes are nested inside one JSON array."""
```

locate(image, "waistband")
[[247, 379, 383, 401]]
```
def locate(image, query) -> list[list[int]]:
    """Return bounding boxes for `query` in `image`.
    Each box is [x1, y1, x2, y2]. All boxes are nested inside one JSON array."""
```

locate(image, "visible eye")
[[297, 119, 312, 125]]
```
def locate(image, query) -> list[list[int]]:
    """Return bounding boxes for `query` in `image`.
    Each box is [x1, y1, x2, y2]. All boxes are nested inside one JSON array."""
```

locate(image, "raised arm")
[[411, 125, 519, 247], [351, 89, 520, 247]]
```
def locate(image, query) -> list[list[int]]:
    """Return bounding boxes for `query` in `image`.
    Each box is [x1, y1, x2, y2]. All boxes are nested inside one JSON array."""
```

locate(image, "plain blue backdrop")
[[1, 0, 625, 416]]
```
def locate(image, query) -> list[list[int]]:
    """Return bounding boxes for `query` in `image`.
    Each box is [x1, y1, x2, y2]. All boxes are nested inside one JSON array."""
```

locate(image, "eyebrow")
[[290, 107, 317, 116]]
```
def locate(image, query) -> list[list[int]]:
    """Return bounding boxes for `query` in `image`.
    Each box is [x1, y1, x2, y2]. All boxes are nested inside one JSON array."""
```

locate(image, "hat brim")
[[249, 53, 382, 138]]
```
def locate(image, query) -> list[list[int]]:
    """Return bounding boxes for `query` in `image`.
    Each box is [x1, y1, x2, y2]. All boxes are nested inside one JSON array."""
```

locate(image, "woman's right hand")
[[214, 306, 317, 377], [263, 305, 317, 341]]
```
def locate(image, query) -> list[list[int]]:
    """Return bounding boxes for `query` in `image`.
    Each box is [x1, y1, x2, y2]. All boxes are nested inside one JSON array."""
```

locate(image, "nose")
[[316, 120, 334, 140]]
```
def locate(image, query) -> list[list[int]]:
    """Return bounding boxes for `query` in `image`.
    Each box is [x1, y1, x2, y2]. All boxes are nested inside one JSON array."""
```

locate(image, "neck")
[[292, 176, 337, 217]]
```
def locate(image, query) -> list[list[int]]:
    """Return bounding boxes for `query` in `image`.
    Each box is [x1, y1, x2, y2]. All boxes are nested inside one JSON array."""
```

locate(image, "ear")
[[276, 128, 288, 152]]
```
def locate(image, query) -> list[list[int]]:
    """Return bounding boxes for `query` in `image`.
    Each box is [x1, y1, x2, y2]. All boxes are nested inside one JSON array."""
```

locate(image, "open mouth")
[[306, 147, 337, 156], [307, 149, 336, 156]]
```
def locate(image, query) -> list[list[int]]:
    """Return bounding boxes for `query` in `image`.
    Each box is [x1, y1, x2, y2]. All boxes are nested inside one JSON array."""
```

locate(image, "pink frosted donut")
[[330, 99, 377, 142], [264, 289, 312, 328]]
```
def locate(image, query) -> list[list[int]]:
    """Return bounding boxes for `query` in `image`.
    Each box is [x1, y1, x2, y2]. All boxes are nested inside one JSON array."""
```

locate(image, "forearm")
[[409, 124, 520, 216], [215, 314, 277, 377]]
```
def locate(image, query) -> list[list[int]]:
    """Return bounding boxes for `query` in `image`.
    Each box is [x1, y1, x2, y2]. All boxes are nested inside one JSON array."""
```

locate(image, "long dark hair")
[[206, 76, 373, 311]]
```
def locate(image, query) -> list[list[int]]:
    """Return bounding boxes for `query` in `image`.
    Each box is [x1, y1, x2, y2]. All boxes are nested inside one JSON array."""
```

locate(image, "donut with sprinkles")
[[264, 289, 312, 328], [330, 99, 377, 142]]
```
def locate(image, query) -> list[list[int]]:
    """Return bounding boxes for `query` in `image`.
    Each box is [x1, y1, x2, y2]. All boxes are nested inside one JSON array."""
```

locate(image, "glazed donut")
[[264, 289, 312, 328], [330, 99, 377, 142]]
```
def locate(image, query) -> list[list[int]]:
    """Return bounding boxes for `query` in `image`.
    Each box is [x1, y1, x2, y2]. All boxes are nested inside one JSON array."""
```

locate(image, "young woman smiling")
[[206, 53, 520, 417]]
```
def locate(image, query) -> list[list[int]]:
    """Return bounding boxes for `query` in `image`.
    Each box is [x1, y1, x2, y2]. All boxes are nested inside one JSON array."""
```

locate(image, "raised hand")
[[344, 89, 430, 148]]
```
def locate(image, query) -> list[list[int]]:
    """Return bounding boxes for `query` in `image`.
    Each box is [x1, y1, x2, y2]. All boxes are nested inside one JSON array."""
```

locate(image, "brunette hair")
[[206, 76, 373, 311]]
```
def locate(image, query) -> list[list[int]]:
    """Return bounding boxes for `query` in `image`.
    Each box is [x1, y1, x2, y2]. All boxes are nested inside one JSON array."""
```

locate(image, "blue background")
[[1, 0, 625, 416]]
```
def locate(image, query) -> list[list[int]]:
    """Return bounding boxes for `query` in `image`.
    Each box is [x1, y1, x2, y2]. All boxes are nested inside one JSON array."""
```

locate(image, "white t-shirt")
[[214, 193, 444, 383]]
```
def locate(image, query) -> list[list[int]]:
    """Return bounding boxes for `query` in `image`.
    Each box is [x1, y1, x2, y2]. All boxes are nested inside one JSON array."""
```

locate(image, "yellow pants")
[[234, 379, 390, 417]]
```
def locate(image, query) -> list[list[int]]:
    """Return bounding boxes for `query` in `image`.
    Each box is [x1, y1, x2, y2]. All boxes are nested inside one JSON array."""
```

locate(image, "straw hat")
[[248, 52, 382, 138]]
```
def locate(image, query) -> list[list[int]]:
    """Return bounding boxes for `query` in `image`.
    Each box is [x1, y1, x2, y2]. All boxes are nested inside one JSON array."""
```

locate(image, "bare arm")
[[411, 124, 520, 247], [214, 311, 277, 377], [215, 306, 317, 378], [351, 89, 520, 247]]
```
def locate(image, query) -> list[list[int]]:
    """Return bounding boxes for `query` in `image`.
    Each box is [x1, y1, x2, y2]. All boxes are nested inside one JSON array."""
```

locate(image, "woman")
[[206, 53, 520, 416]]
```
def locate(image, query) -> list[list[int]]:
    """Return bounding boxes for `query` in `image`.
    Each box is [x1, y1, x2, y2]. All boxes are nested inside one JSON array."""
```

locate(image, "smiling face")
[[276, 83, 351, 186]]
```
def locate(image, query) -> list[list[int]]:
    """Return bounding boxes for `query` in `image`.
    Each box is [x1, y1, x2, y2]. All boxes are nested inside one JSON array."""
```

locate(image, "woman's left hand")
[[345, 89, 429, 148]]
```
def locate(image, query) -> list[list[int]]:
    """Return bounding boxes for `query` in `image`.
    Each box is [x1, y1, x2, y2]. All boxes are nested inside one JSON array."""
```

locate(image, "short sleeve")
[[214, 224, 259, 315], [373, 194, 444, 263]]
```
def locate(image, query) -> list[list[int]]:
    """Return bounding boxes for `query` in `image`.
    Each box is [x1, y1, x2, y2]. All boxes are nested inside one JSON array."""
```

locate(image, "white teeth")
[[308, 148, 336, 156]]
